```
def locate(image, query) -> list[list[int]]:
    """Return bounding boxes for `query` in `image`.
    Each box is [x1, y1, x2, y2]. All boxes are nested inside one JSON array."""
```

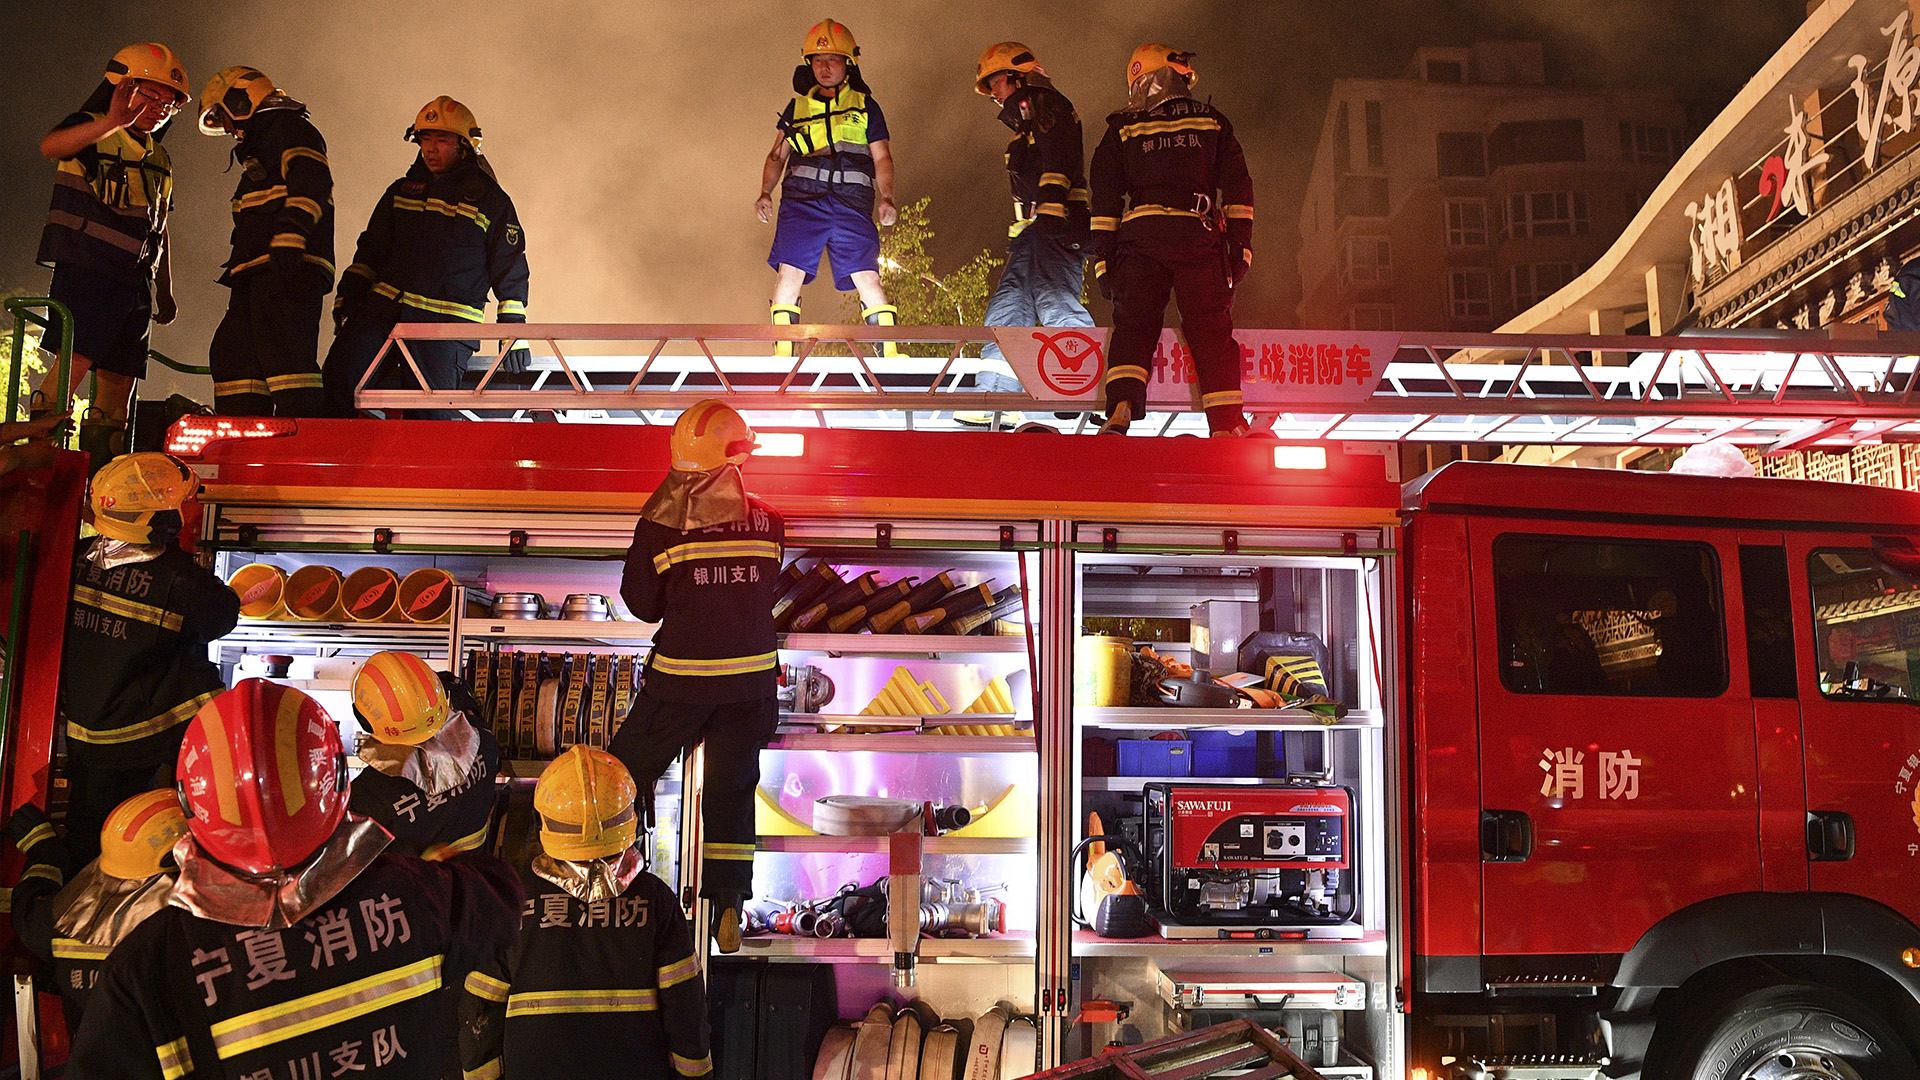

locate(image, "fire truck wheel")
[[1673, 983, 1914, 1080]]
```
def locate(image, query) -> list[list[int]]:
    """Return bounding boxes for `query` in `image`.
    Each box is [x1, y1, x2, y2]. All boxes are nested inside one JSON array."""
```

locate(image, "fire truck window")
[[1493, 535, 1727, 697], [1809, 548, 1920, 702], [1740, 546, 1798, 699]]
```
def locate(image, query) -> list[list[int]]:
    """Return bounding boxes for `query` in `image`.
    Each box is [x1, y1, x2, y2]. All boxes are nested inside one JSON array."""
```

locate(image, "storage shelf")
[[769, 733, 1035, 754], [1072, 929, 1385, 957], [1078, 707, 1381, 730], [758, 836, 1035, 855], [780, 633, 1027, 655], [462, 618, 657, 642], [731, 935, 1035, 962], [223, 620, 451, 649], [1082, 775, 1287, 791]]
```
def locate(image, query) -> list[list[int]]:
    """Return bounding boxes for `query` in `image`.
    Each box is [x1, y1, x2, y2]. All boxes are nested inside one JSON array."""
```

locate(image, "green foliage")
[[841, 197, 1002, 355]]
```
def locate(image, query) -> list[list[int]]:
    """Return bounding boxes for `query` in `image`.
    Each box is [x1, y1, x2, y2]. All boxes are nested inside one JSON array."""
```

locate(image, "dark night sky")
[[1, 1, 1807, 399]]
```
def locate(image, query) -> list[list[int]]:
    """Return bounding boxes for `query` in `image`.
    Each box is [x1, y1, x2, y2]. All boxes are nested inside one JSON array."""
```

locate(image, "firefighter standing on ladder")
[[323, 96, 530, 418], [757, 19, 902, 357], [196, 66, 333, 417], [1090, 45, 1254, 437], [608, 400, 784, 954], [68, 680, 523, 1079]]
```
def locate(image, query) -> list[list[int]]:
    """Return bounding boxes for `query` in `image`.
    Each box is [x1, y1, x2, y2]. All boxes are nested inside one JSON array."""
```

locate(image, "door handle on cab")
[[1481, 809, 1533, 863], [1806, 810, 1855, 861]]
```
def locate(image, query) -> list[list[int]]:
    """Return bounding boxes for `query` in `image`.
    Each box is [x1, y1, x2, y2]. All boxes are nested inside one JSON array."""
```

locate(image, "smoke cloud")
[[2, 1, 1802, 401]]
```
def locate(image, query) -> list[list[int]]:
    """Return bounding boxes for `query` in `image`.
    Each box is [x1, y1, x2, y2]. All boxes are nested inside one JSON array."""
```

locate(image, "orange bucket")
[[286, 565, 346, 621], [398, 567, 458, 624], [342, 567, 402, 622], [228, 563, 289, 620]]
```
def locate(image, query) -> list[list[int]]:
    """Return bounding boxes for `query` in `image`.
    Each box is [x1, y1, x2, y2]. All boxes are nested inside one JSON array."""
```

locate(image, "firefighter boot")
[[711, 893, 744, 954], [78, 412, 129, 476], [771, 302, 802, 358], [1097, 400, 1133, 436], [862, 304, 901, 359]]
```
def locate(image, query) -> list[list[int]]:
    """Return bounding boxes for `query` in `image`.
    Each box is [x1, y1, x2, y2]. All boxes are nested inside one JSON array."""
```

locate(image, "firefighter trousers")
[[978, 229, 1094, 376], [65, 740, 180, 869], [607, 692, 778, 900], [322, 298, 472, 419], [209, 270, 328, 416], [1105, 239, 1245, 433]]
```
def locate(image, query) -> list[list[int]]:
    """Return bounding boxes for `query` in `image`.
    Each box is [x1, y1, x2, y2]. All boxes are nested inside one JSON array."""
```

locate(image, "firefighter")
[[460, 746, 711, 1080], [757, 18, 901, 357], [31, 44, 188, 472], [324, 96, 530, 419], [68, 680, 524, 1079], [1089, 45, 1254, 437], [61, 452, 239, 870], [346, 650, 501, 860], [7, 790, 188, 1034], [967, 42, 1094, 420], [608, 400, 783, 953], [196, 66, 333, 417]]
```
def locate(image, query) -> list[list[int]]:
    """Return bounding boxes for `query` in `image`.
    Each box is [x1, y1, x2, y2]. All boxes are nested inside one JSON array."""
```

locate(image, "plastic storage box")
[[1116, 738, 1192, 777], [1189, 729, 1257, 776]]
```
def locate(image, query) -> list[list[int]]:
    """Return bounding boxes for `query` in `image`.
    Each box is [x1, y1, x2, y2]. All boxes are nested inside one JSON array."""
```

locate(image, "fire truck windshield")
[[1812, 548, 1920, 701]]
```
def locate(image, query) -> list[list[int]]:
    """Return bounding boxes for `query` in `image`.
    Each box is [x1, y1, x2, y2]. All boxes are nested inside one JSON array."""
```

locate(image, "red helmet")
[[177, 679, 348, 875]]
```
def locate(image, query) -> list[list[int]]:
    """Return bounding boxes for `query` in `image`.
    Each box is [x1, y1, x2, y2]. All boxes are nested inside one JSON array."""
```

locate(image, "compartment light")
[[166, 416, 297, 457], [1271, 445, 1328, 470], [754, 432, 806, 458]]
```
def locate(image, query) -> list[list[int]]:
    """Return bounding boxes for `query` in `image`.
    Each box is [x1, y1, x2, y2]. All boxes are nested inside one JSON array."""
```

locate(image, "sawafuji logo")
[[1175, 800, 1234, 813]]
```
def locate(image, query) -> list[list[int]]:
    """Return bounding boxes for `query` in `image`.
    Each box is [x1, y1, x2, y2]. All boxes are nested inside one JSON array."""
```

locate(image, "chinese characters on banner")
[[1538, 747, 1642, 802], [990, 327, 1399, 407]]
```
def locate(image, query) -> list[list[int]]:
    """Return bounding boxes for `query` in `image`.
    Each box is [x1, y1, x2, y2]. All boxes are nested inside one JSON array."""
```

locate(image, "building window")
[[1344, 236, 1391, 287], [1348, 304, 1394, 330], [1334, 101, 1351, 175], [1448, 268, 1493, 318], [1619, 122, 1682, 165], [1445, 199, 1488, 246], [1509, 262, 1578, 310], [1365, 101, 1384, 169], [1488, 118, 1586, 169], [1437, 132, 1487, 178], [1507, 191, 1588, 238]]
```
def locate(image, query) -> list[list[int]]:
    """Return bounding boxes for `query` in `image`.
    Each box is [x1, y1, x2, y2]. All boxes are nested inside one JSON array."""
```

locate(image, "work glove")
[[1036, 212, 1068, 238], [1230, 245, 1252, 289], [1094, 259, 1114, 302], [497, 310, 531, 374], [331, 289, 358, 332], [267, 245, 305, 288], [3, 803, 50, 849]]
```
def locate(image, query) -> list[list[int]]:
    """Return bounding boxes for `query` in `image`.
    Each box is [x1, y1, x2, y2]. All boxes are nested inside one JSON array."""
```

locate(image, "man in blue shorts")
[[756, 18, 900, 357], [34, 44, 189, 473]]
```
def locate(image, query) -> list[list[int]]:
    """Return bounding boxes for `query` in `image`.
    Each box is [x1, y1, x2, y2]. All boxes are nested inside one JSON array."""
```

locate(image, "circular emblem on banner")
[[1033, 330, 1104, 396]]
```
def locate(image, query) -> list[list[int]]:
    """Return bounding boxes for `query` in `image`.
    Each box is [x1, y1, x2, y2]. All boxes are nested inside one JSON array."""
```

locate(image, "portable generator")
[[1142, 783, 1357, 935]]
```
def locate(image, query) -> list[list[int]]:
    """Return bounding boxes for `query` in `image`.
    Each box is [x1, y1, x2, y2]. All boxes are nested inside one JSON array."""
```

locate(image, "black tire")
[[1671, 984, 1917, 1080]]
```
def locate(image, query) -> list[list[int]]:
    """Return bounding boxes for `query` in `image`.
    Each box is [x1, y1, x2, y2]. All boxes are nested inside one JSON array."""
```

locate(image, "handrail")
[[3, 298, 73, 423]]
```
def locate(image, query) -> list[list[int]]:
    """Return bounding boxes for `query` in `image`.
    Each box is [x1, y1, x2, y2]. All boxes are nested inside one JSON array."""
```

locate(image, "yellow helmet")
[[803, 18, 859, 60], [535, 746, 638, 862], [107, 43, 190, 101], [90, 452, 199, 545], [1127, 43, 1196, 90], [198, 66, 277, 134], [975, 42, 1041, 95], [670, 399, 757, 472], [98, 789, 190, 880], [406, 95, 482, 151], [352, 651, 450, 746]]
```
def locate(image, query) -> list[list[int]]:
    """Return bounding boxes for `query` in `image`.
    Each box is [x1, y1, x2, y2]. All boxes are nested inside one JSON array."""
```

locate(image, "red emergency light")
[[752, 432, 806, 458], [1272, 445, 1328, 470], [166, 416, 297, 458]]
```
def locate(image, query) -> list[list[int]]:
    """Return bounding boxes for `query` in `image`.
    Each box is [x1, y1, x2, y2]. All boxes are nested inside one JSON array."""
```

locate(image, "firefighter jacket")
[[63, 539, 241, 770], [460, 856, 711, 1080], [621, 496, 784, 704], [997, 77, 1089, 243], [348, 712, 500, 862], [38, 111, 172, 288], [14, 844, 173, 1023], [220, 108, 334, 287], [68, 848, 523, 1080], [338, 155, 529, 324], [1088, 93, 1253, 269], [779, 85, 890, 211]]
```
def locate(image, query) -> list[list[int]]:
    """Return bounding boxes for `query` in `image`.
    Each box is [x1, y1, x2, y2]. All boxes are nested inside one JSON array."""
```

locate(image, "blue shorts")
[[47, 263, 152, 378], [768, 192, 880, 291]]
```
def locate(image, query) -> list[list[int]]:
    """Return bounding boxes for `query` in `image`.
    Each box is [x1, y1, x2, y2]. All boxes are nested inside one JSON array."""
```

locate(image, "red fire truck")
[[5, 324, 1920, 1080]]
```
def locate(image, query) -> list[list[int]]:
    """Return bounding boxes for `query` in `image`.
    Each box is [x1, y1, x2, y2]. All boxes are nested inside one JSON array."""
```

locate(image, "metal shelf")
[[768, 733, 1035, 754], [757, 835, 1035, 856], [780, 633, 1028, 655], [1072, 929, 1385, 958], [730, 935, 1035, 962], [222, 620, 452, 650], [1081, 775, 1287, 791], [1077, 707, 1381, 730], [462, 618, 657, 643]]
